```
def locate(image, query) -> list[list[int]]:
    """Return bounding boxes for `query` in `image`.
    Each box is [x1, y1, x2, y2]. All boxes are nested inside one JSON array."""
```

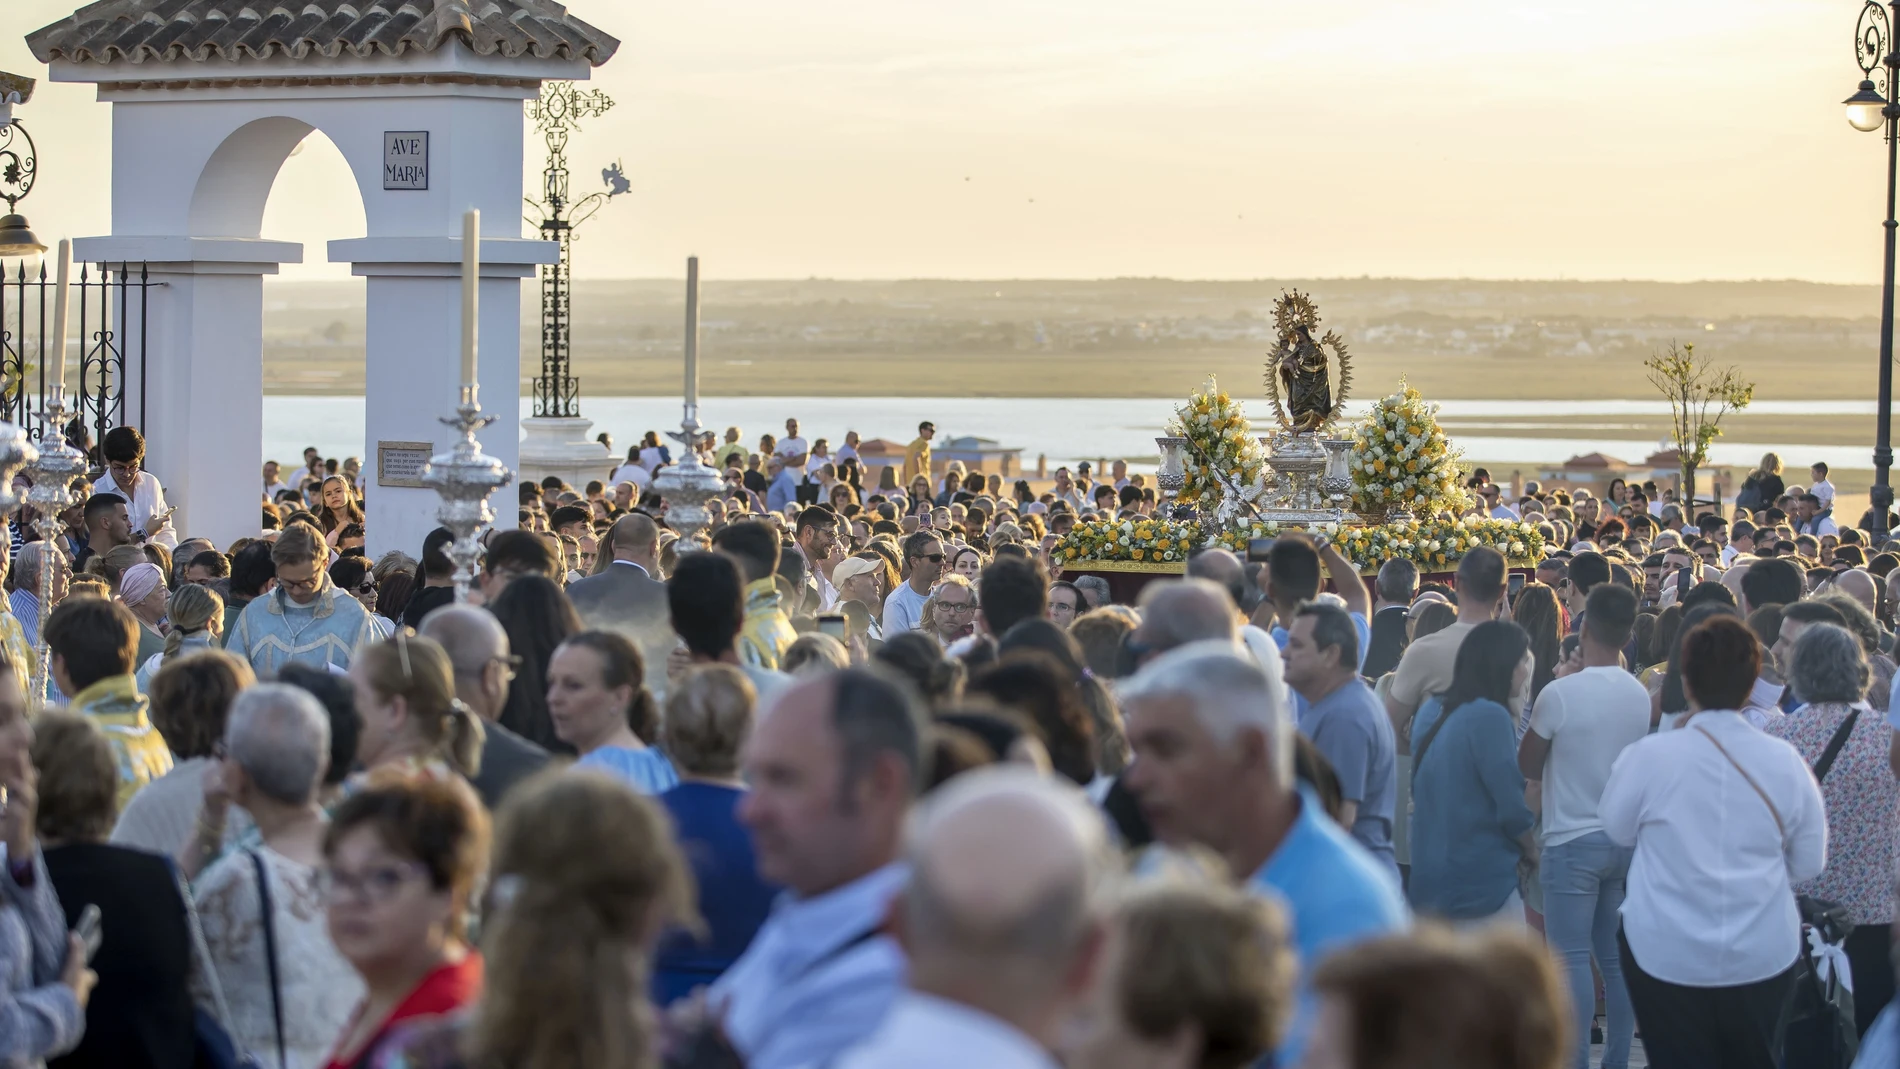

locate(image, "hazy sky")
[[1, 0, 1885, 282]]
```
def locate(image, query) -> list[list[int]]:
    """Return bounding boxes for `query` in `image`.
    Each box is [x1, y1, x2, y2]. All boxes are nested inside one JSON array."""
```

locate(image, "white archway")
[[27, 2, 618, 552]]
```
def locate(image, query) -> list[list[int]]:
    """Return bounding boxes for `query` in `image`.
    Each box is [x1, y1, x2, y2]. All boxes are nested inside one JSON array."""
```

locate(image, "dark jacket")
[[1363, 605, 1409, 680], [470, 721, 551, 809], [45, 843, 194, 1069], [402, 584, 457, 630]]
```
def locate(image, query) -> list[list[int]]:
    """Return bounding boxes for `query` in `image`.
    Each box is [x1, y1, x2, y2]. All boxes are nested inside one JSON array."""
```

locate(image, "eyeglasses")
[[916, 553, 945, 564], [939, 600, 976, 615], [278, 572, 320, 594], [316, 862, 427, 905]]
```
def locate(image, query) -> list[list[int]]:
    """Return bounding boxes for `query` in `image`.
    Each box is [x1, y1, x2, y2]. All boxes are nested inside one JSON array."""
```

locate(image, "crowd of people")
[[0, 417, 1888, 1069]]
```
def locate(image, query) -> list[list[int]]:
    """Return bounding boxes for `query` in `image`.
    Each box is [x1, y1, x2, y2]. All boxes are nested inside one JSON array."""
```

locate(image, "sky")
[[0, 0, 1888, 283]]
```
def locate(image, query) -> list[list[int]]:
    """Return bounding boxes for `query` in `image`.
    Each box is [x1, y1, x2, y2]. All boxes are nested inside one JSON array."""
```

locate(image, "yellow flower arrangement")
[[1166, 377, 1265, 516], [1056, 517, 1206, 564], [1350, 381, 1467, 516]]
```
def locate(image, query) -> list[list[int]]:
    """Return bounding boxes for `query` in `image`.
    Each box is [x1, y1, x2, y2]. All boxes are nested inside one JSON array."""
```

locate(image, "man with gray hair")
[[1131, 576, 1286, 701], [8, 539, 67, 652], [1364, 557, 1418, 678], [836, 768, 1111, 1068], [1071, 574, 1111, 612], [1121, 641, 1405, 1067], [195, 684, 359, 1066], [418, 604, 548, 807]]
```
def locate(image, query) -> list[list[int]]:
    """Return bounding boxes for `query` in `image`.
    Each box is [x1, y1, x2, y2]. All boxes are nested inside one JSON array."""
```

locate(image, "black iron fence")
[[0, 259, 150, 452]]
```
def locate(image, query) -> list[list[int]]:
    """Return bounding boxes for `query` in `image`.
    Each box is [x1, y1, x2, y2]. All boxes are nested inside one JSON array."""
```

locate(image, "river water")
[[259, 395, 1875, 473]]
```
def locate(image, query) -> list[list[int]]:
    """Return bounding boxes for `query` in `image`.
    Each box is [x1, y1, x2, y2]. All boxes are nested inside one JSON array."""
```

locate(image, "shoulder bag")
[[169, 858, 266, 1069], [1694, 721, 1859, 1069], [248, 850, 288, 1069]]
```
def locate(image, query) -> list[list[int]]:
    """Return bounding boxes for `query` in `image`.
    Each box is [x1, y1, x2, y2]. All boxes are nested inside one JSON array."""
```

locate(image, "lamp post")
[[1848, 1, 1900, 543], [0, 72, 46, 264]]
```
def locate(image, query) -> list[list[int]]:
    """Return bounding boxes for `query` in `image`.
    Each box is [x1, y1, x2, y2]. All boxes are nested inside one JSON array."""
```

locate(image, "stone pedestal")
[[519, 415, 610, 491]]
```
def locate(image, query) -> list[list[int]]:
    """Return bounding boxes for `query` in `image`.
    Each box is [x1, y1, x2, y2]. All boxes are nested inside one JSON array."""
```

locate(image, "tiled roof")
[[28, 0, 619, 67]]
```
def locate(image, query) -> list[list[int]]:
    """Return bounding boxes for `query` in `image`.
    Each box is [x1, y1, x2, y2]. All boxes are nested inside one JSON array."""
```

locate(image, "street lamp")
[[0, 74, 45, 267], [1849, 0, 1900, 543]]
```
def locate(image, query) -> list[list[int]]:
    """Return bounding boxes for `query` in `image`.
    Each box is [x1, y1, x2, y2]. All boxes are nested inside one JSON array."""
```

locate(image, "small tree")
[[1644, 341, 1753, 507]]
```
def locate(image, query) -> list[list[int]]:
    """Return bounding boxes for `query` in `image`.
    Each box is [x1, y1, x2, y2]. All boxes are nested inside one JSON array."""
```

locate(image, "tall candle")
[[460, 209, 479, 390], [49, 239, 69, 394], [684, 256, 700, 409]]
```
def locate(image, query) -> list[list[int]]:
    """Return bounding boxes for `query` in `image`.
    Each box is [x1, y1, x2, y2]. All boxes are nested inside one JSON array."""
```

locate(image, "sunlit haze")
[[0, 0, 1878, 283]]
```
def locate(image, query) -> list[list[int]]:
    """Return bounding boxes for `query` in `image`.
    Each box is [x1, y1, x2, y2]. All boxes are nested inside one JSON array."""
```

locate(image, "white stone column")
[[74, 235, 301, 552], [332, 236, 555, 561]]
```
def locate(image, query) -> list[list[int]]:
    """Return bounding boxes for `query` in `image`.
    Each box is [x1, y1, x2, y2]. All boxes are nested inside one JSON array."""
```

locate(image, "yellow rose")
[[1178, 537, 1193, 550]]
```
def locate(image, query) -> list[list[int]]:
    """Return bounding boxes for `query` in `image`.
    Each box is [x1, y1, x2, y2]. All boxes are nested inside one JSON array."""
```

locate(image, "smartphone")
[[1508, 573, 1526, 599], [74, 903, 102, 964], [1246, 537, 1277, 563], [817, 613, 846, 640]]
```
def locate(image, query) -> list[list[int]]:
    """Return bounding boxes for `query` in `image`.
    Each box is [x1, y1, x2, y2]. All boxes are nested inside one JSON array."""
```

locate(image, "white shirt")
[[97, 469, 178, 549], [835, 443, 859, 463], [611, 463, 651, 490], [264, 478, 289, 501], [1527, 667, 1651, 847], [837, 992, 1059, 1069], [1600, 710, 1827, 986], [882, 581, 931, 634], [1813, 478, 1837, 509], [775, 435, 811, 478], [1489, 503, 1520, 521]]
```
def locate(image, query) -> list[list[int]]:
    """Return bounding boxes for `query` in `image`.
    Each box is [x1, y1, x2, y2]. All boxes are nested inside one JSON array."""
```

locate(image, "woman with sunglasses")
[[320, 776, 489, 1069], [329, 556, 393, 640]]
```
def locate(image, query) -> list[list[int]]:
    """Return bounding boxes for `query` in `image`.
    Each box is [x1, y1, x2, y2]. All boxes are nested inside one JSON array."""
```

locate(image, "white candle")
[[460, 209, 479, 390], [49, 239, 69, 394], [684, 256, 699, 409]]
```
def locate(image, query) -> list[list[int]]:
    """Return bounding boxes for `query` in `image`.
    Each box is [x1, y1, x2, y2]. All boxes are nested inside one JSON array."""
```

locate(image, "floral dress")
[[1767, 701, 1898, 925]]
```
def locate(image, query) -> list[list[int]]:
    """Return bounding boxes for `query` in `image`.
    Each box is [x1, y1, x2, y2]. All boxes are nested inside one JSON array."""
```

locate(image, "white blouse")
[[1600, 709, 1827, 987]]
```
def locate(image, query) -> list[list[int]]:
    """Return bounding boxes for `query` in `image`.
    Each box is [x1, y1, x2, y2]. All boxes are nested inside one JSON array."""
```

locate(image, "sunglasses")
[[915, 553, 945, 564]]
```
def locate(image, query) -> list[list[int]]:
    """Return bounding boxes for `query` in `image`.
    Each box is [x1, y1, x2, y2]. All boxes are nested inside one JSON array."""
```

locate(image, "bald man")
[[1835, 567, 1880, 619], [418, 604, 548, 807], [837, 769, 1110, 1069], [565, 512, 671, 682]]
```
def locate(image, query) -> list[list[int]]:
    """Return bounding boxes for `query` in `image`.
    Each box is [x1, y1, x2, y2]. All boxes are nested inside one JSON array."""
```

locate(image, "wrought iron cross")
[[525, 82, 626, 419]]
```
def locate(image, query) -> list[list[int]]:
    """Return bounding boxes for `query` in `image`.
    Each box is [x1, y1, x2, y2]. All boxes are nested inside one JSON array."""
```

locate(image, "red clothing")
[[321, 953, 484, 1069]]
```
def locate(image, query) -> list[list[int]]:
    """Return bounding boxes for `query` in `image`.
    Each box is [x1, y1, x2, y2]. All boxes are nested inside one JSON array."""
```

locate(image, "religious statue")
[[1264, 290, 1351, 435]]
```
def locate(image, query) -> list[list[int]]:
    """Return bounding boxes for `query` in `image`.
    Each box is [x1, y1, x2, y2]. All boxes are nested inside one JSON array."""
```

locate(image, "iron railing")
[[0, 259, 150, 452]]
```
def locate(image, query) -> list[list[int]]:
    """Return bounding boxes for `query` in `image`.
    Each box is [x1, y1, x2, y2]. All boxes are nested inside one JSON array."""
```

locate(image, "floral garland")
[[1056, 517, 1205, 564], [1205, 517, 1544, 570], [1350, 382, 1466, 517], [1336, 517, 1545, 571], [1166, 377, 1266, 519]]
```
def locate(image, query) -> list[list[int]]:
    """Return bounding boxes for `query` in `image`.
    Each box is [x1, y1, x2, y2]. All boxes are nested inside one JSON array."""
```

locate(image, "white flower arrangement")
[[1166, 377, 1266, 519], [1350, 381, 1467, 517]]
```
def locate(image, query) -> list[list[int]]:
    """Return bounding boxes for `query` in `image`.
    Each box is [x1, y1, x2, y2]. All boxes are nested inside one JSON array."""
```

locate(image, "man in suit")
[[417, 604, 549, 807], [1362, 558, 1418, 679], [566, 511, 674, 683]]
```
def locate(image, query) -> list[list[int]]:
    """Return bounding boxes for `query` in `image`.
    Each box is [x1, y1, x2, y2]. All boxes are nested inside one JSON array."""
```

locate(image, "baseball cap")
[[1405, 591, 1450, 618], [832, 556, 883, 586]]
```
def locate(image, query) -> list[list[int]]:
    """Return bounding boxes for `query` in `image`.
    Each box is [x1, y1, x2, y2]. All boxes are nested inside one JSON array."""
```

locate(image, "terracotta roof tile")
[[28, 0, 619, 68]]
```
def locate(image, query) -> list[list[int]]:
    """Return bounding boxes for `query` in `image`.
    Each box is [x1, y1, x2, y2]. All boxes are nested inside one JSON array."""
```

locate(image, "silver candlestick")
[[419, 386, 513, 603], [0, 419, 37, 516], [24, 390, 84, 703], [651, 405, 726, 550]]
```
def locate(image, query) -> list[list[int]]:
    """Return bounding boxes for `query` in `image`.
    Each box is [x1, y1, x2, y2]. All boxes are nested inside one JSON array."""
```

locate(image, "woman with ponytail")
[[134, 582, 222, 693], [379, 770, 694, 1069], [545, 631, 677, 794], [348, 633, 485, 786]]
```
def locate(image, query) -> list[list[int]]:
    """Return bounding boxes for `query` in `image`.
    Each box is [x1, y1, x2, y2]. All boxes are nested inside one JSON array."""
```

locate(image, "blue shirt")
[[766, 469, 798, 513], [711, 863, 908, 1069], [1250, 786, 1409, 1066], [1853, 999, 1899, 1068], [574, 745, 679, 794], [653, 783, 781, 1007], [1275, 612, 1372, 723], [1406, 697, 1535, 920], [1298, 678, 1399, 878]]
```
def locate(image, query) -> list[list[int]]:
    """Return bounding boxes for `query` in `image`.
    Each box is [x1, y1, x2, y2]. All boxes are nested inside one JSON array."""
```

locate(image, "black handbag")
[[1776, 710, 1861, 1069]]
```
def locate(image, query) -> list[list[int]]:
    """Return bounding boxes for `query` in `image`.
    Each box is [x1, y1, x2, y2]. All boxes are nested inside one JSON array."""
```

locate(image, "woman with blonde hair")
[[382, 770, 694, 1069], [347, 632, 485, 783], [135, 582, 223, 693], [654, 665, 776, 1006], [317, 474, 365, 542]]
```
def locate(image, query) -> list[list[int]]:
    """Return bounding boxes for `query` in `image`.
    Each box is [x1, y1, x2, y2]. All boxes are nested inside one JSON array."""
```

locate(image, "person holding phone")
[[95, 427, 177, 551]]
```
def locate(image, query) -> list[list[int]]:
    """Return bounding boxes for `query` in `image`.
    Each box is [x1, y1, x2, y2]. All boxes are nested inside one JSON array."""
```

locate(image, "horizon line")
[[260, 274, 1882, 287]]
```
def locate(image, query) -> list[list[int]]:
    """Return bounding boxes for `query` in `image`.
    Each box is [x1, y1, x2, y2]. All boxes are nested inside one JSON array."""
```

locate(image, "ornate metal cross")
[[524, 82, 627, 419]]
